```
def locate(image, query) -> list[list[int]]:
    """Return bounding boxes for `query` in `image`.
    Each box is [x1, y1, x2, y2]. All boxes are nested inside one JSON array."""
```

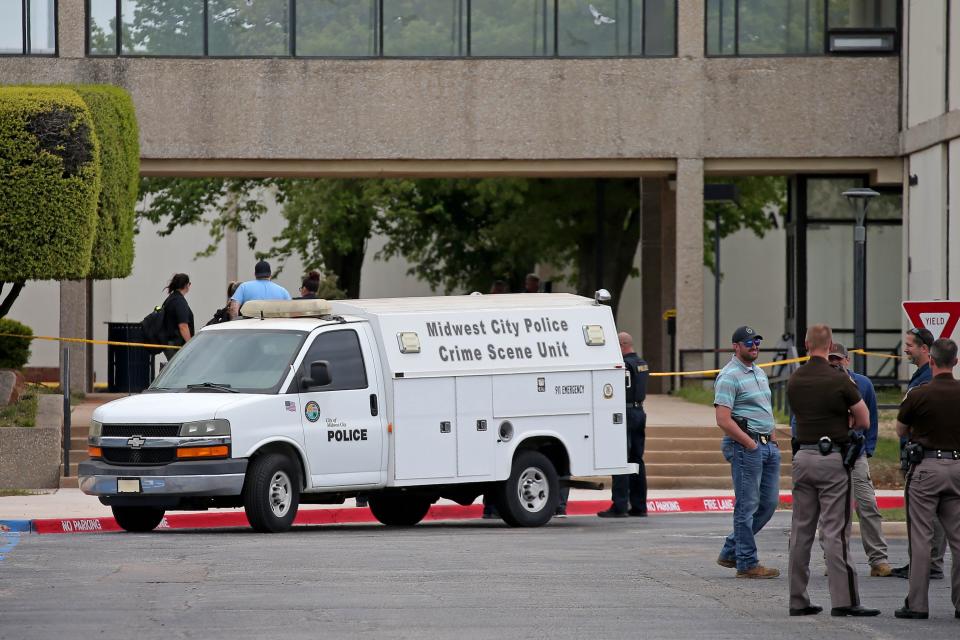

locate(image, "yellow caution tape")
[[0, 332, 180, 350]]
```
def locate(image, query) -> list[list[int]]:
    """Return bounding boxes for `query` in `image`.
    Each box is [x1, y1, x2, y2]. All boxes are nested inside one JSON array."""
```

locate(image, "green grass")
[[0, 392, 38, 428], [674, 385, 790, 425], [876, 388, 905, 406], [0, 489, 36, 497]]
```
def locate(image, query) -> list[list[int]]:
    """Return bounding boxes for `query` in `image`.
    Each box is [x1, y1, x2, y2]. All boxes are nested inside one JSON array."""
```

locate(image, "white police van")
[[79, 292, 633, 532]]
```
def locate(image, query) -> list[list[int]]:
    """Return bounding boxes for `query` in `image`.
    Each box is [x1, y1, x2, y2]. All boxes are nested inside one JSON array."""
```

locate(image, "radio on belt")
[[78, 293, 635, 533]]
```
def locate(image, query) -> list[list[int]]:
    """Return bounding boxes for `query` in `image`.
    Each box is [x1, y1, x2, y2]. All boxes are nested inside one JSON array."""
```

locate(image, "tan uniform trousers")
[[789, 450, 860, 610], [818, 455, 889, 566], [905, 458, 960, 613]]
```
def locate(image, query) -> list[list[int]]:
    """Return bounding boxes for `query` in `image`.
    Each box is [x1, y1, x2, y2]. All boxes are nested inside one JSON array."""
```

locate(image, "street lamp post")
[[842, 187, 880, 375]]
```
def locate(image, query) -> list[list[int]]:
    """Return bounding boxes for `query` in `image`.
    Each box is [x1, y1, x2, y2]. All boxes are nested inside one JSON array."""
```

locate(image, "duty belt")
[[798, 443, 842, 453], [629, 402, 643, 409], [923, 450, 960, 460]]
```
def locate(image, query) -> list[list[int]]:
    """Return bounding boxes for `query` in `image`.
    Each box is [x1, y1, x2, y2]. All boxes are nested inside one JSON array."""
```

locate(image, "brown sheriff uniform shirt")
[[897, 373, 960, 451], [788, 356, 862, 444]]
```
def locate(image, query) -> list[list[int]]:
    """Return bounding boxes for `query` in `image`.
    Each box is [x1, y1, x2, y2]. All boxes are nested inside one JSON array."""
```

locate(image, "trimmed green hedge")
[[0, 318, 32, 369], [73, 85, 139, 279], [0, 87, 101, 281]]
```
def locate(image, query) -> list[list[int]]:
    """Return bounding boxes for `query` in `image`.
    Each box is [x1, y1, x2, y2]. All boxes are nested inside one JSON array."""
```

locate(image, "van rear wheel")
[[243, 453, 300, 533], [112, 506, 165, 532], [494, 450, 559, 527], [368, 495, 432, 526]]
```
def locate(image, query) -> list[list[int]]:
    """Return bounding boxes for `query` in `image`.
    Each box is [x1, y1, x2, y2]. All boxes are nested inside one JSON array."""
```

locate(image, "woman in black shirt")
[[162, 273, 194, 360]]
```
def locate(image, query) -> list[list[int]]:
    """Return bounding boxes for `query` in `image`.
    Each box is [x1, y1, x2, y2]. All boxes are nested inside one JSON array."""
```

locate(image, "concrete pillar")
[[677, 0, 706, 59], [57, 0, 85, 58], [59, 280, 90, 392], [640, 178, 675, 393], [675, 159, 705, 371]]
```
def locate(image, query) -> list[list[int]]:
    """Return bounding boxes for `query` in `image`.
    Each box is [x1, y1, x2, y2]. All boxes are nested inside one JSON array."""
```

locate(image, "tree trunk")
[[0, 282, 25, 318], [325, 247, 366, 299]]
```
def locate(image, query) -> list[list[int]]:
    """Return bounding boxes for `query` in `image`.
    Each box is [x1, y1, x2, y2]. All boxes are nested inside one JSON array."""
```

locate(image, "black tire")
[[493, 450, 559, 527], [368, 495, 433, 526], [112, 506, 165, 532], [243, 452, 300, 533]]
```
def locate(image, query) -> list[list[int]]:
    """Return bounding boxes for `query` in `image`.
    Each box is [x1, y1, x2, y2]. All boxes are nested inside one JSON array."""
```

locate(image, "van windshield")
[[149, 329, 307, 394]]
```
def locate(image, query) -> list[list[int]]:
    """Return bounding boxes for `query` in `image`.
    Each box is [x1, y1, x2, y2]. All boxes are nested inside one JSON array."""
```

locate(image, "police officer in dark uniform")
[[598, 331, 648, 517], [786, 323, 879, 617], [894, 337, 960, 620]]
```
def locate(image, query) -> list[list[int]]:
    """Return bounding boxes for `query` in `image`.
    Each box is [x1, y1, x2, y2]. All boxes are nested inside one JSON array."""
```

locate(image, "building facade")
[[0, 1, 907, 389]]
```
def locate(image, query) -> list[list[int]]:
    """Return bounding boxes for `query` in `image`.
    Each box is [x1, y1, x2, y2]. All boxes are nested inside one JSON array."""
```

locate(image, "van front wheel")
[[243, 453, 300, 533], [495, 450, 559, 527]]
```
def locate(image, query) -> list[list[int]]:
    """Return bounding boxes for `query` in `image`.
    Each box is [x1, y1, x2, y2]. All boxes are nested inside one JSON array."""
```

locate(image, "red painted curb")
[[28, 494, 906, 534]]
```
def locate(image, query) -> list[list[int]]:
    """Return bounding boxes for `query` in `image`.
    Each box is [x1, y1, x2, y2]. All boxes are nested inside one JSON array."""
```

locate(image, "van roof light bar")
[[240, 299, 334, 319]]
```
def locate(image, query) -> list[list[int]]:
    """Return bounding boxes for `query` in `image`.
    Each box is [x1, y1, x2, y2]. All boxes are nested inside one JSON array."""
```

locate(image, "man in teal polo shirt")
[[715, 325, 782, 578]]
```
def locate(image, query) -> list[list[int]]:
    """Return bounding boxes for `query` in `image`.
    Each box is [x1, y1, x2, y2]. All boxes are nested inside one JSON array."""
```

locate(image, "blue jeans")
[[719, 436, 781, 571]]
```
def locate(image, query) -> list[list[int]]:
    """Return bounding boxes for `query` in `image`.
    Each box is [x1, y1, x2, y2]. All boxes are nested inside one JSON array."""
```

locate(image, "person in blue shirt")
[[228, 260, 292, 318], [892, 326, 946, 580], [714, 325, 781, 579], [789, 343, 892, 577]]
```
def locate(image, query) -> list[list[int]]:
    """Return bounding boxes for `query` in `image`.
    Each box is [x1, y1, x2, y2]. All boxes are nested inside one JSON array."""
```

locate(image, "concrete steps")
[[645, 425, 792, 490]]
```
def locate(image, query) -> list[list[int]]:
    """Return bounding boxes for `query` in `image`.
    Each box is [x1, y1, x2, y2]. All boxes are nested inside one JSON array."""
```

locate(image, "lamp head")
[[841, 188, 880, 226]]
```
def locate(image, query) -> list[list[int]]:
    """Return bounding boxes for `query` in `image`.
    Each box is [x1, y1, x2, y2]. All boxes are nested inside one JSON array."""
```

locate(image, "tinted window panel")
[[208, 0, 290, 56], [296, 0, 376, 57], [556, 0, 642, 57], [122, 0, 204, 55], [88, 0, 117, 55], [382, 0, 463, 57], [828, 0, 897, 29], [643, 0, 675, 55], [0, 0, 24, 54], [28, 0, 55, 53], [301, 330, 369, 391], [470, 0, 552, 57]]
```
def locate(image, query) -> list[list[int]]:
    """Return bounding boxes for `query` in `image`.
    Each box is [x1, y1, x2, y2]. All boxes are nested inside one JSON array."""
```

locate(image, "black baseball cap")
[[254, 260, 271, 277], [732, 326, 762, 344]]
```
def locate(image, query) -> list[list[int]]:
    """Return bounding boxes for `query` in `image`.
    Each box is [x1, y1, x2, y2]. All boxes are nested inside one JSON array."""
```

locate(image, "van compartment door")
[[456, 376, 494, 478], [393, 378, 457, 480], [593, 370, 628, 469]]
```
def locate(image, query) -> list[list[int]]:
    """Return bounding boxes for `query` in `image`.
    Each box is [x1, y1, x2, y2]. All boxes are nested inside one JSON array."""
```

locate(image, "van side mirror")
[[301, 360, 332, 390]]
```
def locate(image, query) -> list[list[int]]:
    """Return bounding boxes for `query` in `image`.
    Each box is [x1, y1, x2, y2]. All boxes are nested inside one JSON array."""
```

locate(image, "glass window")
[[805, 177, 864, 219], [0, 0, 24, 54], [122, 0, 204, 55], [296, 0, 376, 57], [557, 0, 642, 56], [706, 0, 734, 55], [644, 0, 675, 55], [738, 0, 823, 55], [208, 0, 289, 56], [470, 0, 553, 57], [828, 0, 897, 29], [88, 0, 116, 55], [29, 0, 55, 53], [151, 329, 308, 394], [382, 0, 464, 57], [300, 330, 368, 391]]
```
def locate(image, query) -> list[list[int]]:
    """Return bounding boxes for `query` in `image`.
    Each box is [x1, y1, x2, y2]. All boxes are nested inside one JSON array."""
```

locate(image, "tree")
[[0, 87, 102, 318]]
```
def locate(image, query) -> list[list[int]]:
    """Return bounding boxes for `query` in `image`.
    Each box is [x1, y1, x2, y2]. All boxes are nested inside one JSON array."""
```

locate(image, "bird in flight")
[[589, 4, 615, 25]]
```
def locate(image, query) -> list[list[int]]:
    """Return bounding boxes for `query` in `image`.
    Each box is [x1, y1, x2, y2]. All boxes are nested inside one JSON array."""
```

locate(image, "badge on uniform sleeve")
[[304, 401, 321, 422], [639, 364, 649, 372]]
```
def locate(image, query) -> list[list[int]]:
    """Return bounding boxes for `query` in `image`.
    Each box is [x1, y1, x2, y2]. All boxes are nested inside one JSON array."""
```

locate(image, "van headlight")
[[179, 419, 231, 437], [89, 420, 102, 439]]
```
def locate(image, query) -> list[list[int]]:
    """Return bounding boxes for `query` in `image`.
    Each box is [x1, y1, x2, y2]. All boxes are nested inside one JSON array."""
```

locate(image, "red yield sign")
[[902, 300, 960, 340]]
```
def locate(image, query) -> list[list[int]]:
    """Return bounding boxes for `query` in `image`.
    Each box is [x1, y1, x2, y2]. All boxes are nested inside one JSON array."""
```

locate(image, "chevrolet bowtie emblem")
[[127, 436, 146, 449]]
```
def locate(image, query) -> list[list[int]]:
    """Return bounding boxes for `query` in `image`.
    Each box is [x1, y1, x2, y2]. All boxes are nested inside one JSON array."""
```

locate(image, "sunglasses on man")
[[739, 338, 762, 348]]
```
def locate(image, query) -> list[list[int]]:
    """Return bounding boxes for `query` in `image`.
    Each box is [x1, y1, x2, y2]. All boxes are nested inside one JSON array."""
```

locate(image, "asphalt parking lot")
[[0, 512, 956, 639]]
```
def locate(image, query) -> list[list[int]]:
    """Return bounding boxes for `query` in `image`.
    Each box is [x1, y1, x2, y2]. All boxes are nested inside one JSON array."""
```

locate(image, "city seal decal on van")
[[304, 401, 321, 422]]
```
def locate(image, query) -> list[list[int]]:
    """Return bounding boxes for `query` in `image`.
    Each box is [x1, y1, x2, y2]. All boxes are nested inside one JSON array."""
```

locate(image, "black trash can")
[[107, 322, 154, 393]]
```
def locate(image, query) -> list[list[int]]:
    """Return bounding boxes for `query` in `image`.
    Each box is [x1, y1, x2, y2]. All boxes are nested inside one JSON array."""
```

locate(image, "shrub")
[[0, 318, 32, 370], [0, 87, 101, 281], [72, 85, 139, 279]]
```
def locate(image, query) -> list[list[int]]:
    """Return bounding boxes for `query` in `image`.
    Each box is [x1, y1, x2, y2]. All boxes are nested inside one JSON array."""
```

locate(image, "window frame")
[[1, 0, 58, 56], [297, 328, 370, 393], [84, 0, 678, 59], [703, 0, 901, 58]]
